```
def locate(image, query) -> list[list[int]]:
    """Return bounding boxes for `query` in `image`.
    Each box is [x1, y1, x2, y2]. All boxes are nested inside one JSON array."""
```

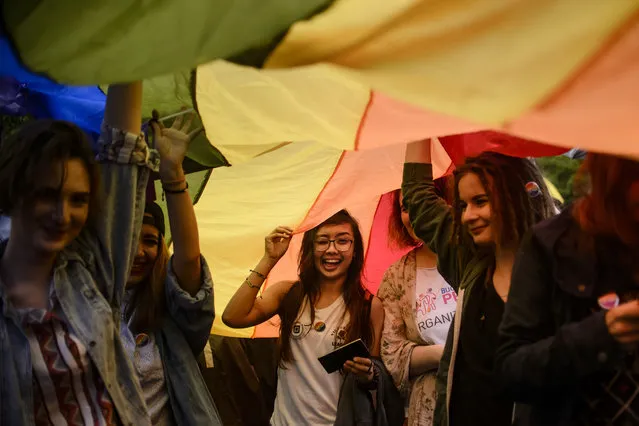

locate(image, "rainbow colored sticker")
[[525, 181, 541, 198], [314, 321, 326, 332]]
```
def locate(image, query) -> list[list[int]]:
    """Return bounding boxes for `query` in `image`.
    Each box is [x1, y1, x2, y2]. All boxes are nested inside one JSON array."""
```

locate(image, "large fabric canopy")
[[196, 0, 639, 161]]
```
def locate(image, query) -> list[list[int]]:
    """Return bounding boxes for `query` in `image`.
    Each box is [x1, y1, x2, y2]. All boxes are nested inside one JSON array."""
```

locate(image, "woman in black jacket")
[[496, 153, 639, 425]]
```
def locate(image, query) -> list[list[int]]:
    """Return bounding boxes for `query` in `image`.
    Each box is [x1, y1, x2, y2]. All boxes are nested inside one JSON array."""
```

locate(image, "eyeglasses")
[[314, 238, 353, 252]]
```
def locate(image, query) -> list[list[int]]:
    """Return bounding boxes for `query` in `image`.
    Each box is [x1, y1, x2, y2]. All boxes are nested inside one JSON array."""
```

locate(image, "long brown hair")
[[0, 120, 101, 225], [452, 152, 556, 250], [573, 153, 639, 246], [278, 210, 372, 366], [124, 235, 169, 333]]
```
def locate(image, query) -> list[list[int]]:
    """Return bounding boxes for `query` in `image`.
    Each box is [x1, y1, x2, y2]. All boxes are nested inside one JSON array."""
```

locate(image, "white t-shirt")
[[414, 267, 457, 344], [271, 296, 349, 426]]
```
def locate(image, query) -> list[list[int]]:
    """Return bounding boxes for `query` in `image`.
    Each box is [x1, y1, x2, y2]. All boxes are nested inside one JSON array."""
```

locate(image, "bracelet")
[[250, 269, 266, 280], [163, 182, 189, 194], [245, 278, 261, 289]]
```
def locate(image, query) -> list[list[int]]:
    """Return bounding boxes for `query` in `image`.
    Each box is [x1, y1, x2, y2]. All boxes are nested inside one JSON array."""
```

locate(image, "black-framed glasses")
[[314, 238, 353, 252]]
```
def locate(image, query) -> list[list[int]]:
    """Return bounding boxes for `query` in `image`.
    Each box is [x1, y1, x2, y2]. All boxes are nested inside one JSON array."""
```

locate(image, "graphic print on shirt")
[[416, 288, 438, 315], [415, 267, 458, 344], [330, 326, 348, 349]]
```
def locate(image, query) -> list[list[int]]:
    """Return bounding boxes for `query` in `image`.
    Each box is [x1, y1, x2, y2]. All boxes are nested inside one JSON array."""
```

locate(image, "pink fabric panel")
[[355, 91, 485, 150], [362, 192, 413, 295], [297, 146, 406, 232], [508, 18, 639, 157]]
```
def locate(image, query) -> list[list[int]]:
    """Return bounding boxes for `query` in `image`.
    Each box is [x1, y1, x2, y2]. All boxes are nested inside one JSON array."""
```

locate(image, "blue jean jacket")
[[121, 255, 222, 425], [0, 124, 157, 426]]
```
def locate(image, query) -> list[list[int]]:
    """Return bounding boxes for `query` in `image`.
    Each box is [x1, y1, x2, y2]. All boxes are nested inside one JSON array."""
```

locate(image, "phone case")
[[317, 339, 370, 374]]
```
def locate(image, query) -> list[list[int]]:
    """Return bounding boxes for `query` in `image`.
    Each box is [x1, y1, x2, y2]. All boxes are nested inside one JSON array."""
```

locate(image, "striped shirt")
[[17, 286, 119, 426]]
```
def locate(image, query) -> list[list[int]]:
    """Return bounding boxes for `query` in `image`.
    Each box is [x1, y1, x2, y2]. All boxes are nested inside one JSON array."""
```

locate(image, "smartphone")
[[317, 339, 370, 374]]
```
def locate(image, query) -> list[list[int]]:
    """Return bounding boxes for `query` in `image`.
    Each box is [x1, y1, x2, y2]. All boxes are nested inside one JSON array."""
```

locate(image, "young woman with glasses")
[[222, 210, 385, 426]]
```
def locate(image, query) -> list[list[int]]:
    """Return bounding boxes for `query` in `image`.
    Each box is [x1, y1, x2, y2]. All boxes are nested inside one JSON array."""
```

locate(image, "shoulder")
[[531, 206, 576, 252], [382, 249, 415, 282], [267, 279, 298, 299]]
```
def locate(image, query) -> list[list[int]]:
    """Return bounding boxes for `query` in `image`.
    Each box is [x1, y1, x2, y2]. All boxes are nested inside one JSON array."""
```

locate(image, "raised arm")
[[222, 227, 296, 328], [403, 139, 466, 287], [150, 112, 202, 296], [91, 82, 157, 306]]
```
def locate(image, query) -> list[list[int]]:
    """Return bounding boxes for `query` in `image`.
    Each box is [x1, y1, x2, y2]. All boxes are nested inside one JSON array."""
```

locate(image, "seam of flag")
[[295, 151, 347, 233], [353, 89, 374, 151]]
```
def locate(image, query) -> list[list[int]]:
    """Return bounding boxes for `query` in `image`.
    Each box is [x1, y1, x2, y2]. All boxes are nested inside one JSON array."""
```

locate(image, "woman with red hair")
[[497, 153, 639, 425]]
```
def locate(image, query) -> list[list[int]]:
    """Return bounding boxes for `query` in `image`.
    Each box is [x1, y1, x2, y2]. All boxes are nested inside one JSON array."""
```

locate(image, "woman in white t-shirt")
[[222, 210, 384, 426], [378, 189, 457, 426]]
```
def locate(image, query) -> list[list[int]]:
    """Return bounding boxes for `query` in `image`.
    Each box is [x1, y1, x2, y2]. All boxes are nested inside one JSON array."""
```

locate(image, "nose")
[[461, 205, 479, 225], [325, 240, 339, 254], [52, 199, 71, 226], [136, 241, 145, 259]]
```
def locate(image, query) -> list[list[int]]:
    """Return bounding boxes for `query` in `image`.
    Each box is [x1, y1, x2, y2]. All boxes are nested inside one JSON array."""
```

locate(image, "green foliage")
[[537, 156, 583, 204]]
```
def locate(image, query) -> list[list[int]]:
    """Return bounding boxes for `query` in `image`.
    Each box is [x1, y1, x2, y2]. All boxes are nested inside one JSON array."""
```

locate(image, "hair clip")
[[525, 181, 541, 198]]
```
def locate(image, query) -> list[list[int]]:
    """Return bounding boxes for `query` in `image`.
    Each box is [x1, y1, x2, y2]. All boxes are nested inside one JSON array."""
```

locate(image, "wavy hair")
[[278, 210, 372, 366]]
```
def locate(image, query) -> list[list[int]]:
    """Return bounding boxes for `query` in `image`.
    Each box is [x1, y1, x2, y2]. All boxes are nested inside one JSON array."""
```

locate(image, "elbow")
[[221, 310, 242, 329], [221, 311, 234, 328]]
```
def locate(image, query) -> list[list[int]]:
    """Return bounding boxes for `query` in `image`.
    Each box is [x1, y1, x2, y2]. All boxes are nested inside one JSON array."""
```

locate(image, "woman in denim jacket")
[[0, 83, 156, 425], [121, 112, 221, 425]]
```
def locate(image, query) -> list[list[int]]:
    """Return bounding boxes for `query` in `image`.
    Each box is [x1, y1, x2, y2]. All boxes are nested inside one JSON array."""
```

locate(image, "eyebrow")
[[316, 232, 353, 238]]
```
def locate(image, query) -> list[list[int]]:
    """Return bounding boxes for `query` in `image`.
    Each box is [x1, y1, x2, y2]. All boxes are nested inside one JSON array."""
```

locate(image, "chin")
[[34, 238, 70, 254], [471, 233, 494, 246], [319, 268, 348, 282]]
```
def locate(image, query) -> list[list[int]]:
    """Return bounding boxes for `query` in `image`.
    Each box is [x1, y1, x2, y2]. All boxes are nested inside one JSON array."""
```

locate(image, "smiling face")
[[313, 223, 355, 283], [458, 172, 494, 246], [12, 158, 91, 254], [127, 218, 161, 286]]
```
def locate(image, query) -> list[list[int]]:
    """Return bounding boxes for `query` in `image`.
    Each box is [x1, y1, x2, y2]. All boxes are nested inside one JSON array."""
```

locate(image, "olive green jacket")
[[402, 163, 492, 426]]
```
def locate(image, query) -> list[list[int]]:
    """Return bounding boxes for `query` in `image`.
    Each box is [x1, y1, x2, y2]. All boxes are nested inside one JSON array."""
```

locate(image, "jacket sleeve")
[[165, 255, 215, 356], [402, 163, 471, 289], [76, 123, 157, 308], [495, 232, 625, 402], [378, 267, 417, 395]]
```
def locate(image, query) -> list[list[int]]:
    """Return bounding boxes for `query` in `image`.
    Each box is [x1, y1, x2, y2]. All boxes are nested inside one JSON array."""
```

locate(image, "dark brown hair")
[[573, 153, 639, 246], [452, 152, 556, 250], [0, 120, 101, 223], [124, 233, 169, 333], [278, 210, 372, 366]]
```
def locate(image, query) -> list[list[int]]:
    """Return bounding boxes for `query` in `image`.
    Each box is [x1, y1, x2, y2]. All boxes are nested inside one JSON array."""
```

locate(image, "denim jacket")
[[0, 124, 157, 426], [122, 256, 222, 425]]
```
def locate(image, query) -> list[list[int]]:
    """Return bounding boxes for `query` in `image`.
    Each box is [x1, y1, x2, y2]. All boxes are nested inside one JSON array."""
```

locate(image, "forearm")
[[409, 344, 444, 377], [405, 139, 431, 164], [163, 168, 201, 296], [105, 82, 142, 134], [222, 256, 278, 327]]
